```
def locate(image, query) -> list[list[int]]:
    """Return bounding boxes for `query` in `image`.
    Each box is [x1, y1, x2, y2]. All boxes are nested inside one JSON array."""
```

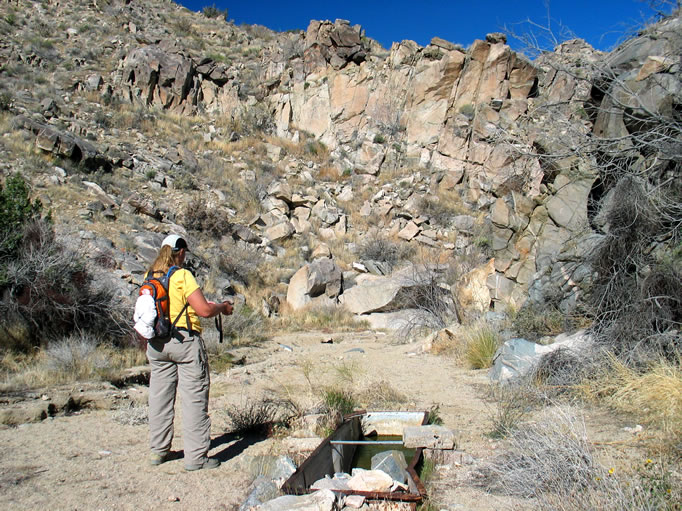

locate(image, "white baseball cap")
[[161, 234, 188, 252]]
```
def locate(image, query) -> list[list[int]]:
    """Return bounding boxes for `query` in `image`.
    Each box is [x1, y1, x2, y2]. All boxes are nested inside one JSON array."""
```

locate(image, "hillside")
[[0, 0, 680, 510]]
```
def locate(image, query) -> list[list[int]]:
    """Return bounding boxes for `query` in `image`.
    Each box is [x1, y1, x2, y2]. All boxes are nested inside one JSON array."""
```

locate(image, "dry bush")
[[396, 263, 462, 339], [417, 195, 461, 227], [0, 338, 146, 390], [589, 176, 681, 366], [225, 397, 281, 435], [317, 163, 343, 182], [536, 455, 680, 511], [355, 235, 414, 273], [477, 406, 597, 497], [486, 381, 545, 438], [510, 301, 573, 342], [1, 220, 130, 349], [182, 196, 232, 238], [217, 239, 263, 287], [533, 346, 590, 390], [220, 304, 269, 346]]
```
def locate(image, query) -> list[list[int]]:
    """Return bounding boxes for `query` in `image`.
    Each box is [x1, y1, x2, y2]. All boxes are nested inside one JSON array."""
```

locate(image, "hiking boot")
[[184, 457, 221, 471], [149, 452, 169, 466]]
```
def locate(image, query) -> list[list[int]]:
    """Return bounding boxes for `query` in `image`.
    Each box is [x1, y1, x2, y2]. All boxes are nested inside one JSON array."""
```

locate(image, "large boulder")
[[286, 259, 343, 311], [121, 43, 195, 109]]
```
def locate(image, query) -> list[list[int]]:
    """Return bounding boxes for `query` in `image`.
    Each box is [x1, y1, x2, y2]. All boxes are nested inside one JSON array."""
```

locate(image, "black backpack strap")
[[167, 266, 193, 337]]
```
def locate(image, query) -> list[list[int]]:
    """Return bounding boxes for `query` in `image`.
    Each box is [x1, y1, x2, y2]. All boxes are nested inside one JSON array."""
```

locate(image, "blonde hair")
[[148, 245, 183, 275]]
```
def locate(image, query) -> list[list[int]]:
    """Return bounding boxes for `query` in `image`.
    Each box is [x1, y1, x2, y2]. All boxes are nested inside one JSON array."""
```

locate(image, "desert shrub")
[[173, 18, 194, 36], [217, 240, 263, 287], [588, 175, 682, 365], [479, 407, 597, 497], [373, 134, 386, 144], [358, 380, 407, 409], [225, 397, 280, 435], [537, 456, 680, 511], [511, 301, 566, 341], [202, 4, 228, 20], [182, 196, 231, 238], [533, 346, 589, 390], [0, 173, 45, 263], [464, 324, 501, 369], [397, 264, 462, 337], [172, 171, 198, 191], [220, 304, 268, 345], [46, 333, 101, 373], [486, 381, 544, 438], [418, 196, 459, 227], [230, 103, 274, 136], [355, 236, 413, 272], [0, 91, 12, 111], [0, 179, 128, 349], [322, 387, 357, 417]]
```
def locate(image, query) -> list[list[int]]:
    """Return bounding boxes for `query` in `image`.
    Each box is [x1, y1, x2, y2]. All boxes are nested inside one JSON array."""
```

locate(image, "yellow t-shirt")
[[168, 268, 202, 333]]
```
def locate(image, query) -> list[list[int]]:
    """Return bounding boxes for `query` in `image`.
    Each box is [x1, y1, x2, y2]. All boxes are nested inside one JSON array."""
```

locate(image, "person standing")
[[145, 234, 233, 471]]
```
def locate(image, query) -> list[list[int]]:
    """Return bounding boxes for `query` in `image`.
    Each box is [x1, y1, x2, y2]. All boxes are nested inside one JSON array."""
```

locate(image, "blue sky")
[[176, 1, 670, 53]]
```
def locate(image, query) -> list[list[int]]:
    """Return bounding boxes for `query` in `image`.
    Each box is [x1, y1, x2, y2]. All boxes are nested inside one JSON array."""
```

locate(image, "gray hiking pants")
[[147, 331, 211, 468]]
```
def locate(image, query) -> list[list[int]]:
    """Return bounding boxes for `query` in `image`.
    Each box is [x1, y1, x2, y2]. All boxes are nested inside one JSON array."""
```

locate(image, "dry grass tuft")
[[579, 354, 682, 449], [358, 379, 408, 409], [464, 323, 501, 369], [276, 304, 369, 332], [0, 340, 146, 391]]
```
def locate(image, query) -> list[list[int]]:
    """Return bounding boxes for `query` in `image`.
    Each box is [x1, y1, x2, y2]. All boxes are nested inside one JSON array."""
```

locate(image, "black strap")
[[170, 301, 189, 336], [215, 313, 223, 344]]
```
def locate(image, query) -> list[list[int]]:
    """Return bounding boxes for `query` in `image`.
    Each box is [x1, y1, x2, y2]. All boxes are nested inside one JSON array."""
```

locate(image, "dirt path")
[[0, 329, 637, 510]]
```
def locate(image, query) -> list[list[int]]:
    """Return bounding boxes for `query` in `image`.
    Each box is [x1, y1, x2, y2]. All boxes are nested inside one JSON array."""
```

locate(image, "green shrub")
[[322, 387, 357, 416], [0, 174, 45, 263], [373, 134, 386, 144], [202, 4, 228, 20], [0, 91, 12, 111]]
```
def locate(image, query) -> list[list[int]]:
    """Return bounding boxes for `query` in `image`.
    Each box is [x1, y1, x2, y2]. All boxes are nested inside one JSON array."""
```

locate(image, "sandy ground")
[[0, 329, 643, 511]]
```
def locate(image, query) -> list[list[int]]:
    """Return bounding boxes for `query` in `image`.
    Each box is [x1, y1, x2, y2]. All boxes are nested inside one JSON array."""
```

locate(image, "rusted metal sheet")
[[282, 410, 428, 504]]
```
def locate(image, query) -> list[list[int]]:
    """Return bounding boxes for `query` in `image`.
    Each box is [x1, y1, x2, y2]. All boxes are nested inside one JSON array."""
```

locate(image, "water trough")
[[282, 410, 428, 507]]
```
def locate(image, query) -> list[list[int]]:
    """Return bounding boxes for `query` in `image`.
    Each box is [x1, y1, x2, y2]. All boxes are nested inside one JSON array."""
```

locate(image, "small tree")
[[0, 173, 45, 263], [202, 4, 228, 21]]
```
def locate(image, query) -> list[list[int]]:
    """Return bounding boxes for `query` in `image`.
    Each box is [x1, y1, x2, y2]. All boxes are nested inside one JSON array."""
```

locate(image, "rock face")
[[3, 0, 678, 328]]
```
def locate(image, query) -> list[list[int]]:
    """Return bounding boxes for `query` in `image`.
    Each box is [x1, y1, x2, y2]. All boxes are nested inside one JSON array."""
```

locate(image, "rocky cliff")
[[0, 0, 679, 328]]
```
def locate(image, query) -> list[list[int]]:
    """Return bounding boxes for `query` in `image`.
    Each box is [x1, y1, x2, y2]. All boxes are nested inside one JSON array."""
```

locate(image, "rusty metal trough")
[[282, 411, 428, 506]]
